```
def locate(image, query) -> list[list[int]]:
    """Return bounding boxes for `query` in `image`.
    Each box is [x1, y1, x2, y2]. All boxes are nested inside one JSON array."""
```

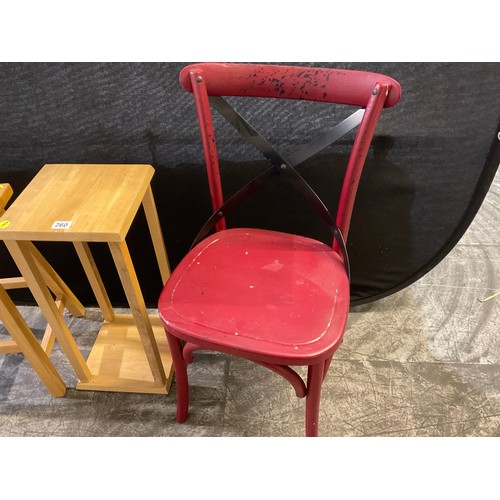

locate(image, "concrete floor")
[[1, 170, 499, 437]]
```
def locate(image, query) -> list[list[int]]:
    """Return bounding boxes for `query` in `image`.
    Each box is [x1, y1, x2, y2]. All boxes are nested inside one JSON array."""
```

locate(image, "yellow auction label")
[[0, 220, 11, 229]]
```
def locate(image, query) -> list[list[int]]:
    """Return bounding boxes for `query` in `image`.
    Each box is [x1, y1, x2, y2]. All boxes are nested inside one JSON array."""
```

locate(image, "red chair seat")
[[159, 228, 349, 364]]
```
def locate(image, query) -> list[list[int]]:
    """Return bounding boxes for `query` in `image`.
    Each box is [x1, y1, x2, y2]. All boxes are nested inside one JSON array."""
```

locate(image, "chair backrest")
[[179, 63, 402, 254]]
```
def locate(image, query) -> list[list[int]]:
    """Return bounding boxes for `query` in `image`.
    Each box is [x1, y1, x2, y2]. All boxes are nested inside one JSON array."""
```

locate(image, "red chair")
[[158, 63, 401, 436]]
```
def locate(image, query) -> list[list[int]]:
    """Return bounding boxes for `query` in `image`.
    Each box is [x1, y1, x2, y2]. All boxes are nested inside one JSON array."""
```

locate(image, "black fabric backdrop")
[[0, 62, 498, 307]]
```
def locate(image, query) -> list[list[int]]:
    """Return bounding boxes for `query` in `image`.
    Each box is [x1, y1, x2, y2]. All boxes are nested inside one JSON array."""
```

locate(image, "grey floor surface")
[[1, 170, 499, 437]]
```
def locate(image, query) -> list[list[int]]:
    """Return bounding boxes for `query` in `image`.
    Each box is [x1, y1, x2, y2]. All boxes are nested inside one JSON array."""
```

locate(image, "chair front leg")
[[165, 331, 189, 423], [305, 362, 325, 437]]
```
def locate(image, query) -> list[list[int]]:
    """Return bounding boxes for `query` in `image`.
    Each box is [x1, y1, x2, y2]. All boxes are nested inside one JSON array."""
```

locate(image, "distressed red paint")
[[179, 62, 401, 108], [160, 63, 402, 436]]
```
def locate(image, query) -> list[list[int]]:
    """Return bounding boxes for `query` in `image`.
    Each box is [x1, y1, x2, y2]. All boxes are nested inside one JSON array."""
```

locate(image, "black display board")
[[0, 63, 498, 306]]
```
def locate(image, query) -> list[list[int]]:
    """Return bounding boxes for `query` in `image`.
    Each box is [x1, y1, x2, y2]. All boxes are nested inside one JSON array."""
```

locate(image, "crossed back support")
[[179, 63, 401, 248]]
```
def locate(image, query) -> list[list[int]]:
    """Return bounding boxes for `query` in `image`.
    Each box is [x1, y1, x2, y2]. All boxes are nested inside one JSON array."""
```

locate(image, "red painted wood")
[[159, 228, 349, 364], [182, 342, 200, 364], [257, 362, 307, 398], [336, 83, 392, 241], [305, 362, 324, 437], [159, 63, 401, 435], [163, 332, 189, 422], [180, 63, 401, 108], [189, 69, 226, 232]]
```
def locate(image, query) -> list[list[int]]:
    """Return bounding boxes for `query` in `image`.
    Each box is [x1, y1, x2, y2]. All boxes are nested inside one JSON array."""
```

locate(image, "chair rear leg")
[[165, 332, 189, 422], [305, 362, 325, 437]]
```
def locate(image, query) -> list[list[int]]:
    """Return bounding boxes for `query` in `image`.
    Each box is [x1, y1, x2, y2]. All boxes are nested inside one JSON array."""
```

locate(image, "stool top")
[[0, 164, 154, 242]]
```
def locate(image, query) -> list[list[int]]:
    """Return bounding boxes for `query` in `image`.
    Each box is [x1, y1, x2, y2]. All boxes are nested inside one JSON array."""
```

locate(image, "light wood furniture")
[[0, 284, 66, 396], [0, 165, 174, 394], [1, 182, 87, 397]]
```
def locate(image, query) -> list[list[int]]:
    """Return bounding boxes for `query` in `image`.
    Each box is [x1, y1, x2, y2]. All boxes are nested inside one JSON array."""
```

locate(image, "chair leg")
[[165, 331, 189, 423], [305, 362, 325, 437], [323, 355, 333, 382]]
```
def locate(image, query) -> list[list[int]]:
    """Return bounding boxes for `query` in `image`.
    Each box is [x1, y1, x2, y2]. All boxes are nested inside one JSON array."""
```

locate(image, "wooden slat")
[[0, 339, 21, 354], [0, 277, 27, 289]]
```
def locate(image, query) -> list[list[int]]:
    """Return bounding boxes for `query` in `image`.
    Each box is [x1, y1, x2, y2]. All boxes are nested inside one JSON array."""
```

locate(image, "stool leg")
[[5, 240, 92, 383], [142, 185, 171, 285], [165, 332, 189, 423], [0, 285, 66, 397], [305, 362, 324, 437], [108, 241, 166, 386]]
